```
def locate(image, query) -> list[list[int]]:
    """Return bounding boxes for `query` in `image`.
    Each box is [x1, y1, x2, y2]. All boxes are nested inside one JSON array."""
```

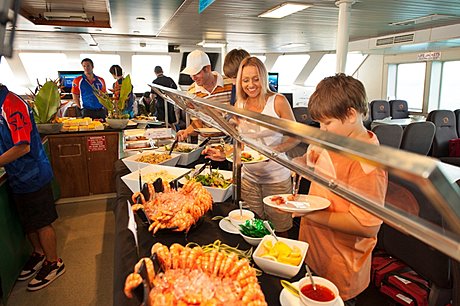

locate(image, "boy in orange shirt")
[[296, 74, 387, 305]]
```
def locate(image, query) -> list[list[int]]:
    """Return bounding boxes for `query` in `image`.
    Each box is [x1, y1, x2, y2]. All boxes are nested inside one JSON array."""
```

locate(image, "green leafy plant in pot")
[[27, 79, 62, 133], [92, 74, 132, 119]]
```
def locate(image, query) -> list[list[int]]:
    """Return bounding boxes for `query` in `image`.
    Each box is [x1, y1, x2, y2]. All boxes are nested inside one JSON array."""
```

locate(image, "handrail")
[[150, 83, 460, 261]]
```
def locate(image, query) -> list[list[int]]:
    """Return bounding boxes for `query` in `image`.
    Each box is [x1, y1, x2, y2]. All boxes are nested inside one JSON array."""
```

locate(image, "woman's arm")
[[271, 94, 300, 152]]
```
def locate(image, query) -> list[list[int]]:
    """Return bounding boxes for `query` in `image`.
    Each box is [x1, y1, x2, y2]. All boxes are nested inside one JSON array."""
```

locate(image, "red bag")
[[380, 268, 430, 306], [371, 251, 407, 287], [448, 138, 460, 157]]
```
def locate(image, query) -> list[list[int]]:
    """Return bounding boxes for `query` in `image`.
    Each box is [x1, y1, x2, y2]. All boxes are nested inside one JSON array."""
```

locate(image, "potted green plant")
[[27, 79, 63, 134], [93, 74, 132, 129]]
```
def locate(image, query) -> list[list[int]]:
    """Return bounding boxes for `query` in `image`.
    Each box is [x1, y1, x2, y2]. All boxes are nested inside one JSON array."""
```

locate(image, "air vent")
[[394, 34, 414, 43], [376, 33, 415, 46], [43, 11, 89, 22]]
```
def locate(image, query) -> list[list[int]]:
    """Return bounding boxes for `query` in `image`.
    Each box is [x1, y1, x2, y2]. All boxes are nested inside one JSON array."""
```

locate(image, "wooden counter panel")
[[49, 136, 89, 198], [86, 134, 118, 194]]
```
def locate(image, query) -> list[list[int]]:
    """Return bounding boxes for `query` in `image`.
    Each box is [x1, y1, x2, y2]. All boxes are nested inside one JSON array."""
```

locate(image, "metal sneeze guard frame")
[[150, 83, 460, 262]]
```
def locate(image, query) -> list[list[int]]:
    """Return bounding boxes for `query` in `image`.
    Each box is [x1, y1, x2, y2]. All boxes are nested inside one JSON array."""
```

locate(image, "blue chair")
[[400, 121, 435, 155], [370, 100, 390, 120], [455, 109, 460, 137], [427, 110, 460, 166], [389, 99, 409, 119], [371, 124, 403, 148]]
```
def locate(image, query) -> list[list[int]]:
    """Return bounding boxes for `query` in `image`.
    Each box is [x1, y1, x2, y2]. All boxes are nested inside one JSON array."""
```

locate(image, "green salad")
[[239, 219, 274, 238], [188, 170, 232, 188]]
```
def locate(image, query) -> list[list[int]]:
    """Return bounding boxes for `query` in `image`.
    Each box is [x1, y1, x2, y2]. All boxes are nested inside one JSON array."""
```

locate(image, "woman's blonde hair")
[[235, 56, 274, 109], [308, 73, 368, 121]]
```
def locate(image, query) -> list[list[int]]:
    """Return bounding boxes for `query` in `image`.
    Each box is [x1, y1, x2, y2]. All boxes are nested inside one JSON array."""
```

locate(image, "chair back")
[[369, 100, 390, 120], [292, 107, 318, 127], [427, 110, 458, 157], [371, 124, 403, 148], [389, 99, 409, 119], [455, 109, 460, 137], [400, 121, 436, 155]]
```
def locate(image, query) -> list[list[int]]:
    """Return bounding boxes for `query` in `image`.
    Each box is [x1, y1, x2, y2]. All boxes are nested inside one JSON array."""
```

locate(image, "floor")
[[4, 198, 115, 306]]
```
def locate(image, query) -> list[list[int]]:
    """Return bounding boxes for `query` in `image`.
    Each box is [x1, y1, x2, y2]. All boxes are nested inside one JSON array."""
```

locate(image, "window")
[[271, 54, 310, 88], [80, 54, 121, 91], [0, 58, 28, 94], [439, 60, 460, 110], [304, 53, 367, 87], [388, 62, 426, 112], [19, 53, 68, 88], [132, 55, 172, 93]]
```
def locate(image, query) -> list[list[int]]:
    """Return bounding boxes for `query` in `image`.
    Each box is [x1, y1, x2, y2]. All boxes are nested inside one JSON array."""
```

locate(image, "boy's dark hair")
[[109, 64, 123, 77], [308, 73, 368, 121], [143, 91, 150, 98], [223, 49, 250, 79], [81, 58, 94, 67]]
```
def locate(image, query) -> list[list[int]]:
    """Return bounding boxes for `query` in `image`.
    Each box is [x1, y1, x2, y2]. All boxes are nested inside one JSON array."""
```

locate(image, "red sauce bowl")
[[299, 276, 339, 306]]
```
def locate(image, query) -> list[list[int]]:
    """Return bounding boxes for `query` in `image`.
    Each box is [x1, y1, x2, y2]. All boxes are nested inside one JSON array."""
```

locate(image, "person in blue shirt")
[[71, 58, 107, 119], [0, 84, 65, 291]]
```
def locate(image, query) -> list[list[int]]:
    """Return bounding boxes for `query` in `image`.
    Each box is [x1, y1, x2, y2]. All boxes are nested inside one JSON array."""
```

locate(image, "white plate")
[[194, 127, 222, 134], [280, 281, 344, 306], [263, 194, 331, 213], [226, 150, 269, 164], [219, 218, 239, 234]]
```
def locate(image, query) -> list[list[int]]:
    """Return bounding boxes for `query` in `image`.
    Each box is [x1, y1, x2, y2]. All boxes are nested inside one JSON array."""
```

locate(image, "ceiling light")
[[136, 17, 146, 21], [197, 40, 227, 48], [259, 2, 311, 19], [389, 14, 455, 26], [80, 33, 98, 46]]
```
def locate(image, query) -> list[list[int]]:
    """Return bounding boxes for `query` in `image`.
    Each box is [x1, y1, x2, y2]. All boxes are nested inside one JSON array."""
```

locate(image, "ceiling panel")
[[10, 0, 460, 54]]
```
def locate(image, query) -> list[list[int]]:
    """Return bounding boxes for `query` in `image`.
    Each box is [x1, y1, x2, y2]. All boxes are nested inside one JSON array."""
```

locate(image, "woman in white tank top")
[[234, 57, 298, 235]]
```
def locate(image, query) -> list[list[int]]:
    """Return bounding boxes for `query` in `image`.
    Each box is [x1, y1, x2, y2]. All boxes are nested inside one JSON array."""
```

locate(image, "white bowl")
[[121, 164, 192, 193], [181, 167, 233, 203], [253, 235, 309, 279], [228, 209, 255, 227], [299, 276, 340, 306], [239, 231, 264, 246], [122, 151, 181, 172], [106, 118, 129, 129], [155, 142, 205, 166]]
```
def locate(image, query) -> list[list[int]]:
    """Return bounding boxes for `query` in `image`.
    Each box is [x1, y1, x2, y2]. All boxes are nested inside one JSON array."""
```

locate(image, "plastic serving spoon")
[[305, 263, 317, 290], [263, 220, 279, 241]]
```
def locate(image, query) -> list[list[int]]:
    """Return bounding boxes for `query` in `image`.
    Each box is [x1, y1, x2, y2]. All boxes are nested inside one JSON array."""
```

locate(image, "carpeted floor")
[[5, 198, 115, 306]]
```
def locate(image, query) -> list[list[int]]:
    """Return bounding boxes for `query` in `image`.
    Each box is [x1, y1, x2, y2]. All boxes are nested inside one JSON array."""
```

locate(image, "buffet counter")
[[112, 160, 304, 306]]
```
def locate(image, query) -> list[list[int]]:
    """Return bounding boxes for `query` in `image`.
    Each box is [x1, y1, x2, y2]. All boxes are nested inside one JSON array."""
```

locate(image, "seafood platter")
[[131, 180, 213, 234], [123, 151, 181, 171], [155, 142, 205, 166], [124, 242, 267, 305]]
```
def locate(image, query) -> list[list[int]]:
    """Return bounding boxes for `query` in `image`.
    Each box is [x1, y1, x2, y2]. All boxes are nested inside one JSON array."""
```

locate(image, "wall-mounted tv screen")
[[178, 52, 219, 86], [58, 71, 83, 93], [268, 72, 279, 92]]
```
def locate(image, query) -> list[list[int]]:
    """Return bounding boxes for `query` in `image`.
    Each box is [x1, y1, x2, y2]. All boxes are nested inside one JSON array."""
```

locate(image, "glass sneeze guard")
[[150, 83, 460, 262]]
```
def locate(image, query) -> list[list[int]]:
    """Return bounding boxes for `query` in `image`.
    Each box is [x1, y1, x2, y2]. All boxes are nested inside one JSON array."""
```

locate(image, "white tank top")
[[240, 94, 291, 184]]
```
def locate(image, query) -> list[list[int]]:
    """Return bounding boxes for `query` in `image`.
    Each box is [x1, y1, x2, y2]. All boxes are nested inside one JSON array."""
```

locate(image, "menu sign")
[[87, 136, 107, 152]]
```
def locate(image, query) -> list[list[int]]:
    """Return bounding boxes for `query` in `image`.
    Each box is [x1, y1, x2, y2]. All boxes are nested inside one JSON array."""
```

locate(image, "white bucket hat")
[[181, 50, 211, 76]]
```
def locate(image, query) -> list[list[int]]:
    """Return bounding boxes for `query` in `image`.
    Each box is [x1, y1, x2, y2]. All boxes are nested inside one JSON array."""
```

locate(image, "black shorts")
[[13, 182, 58, 233]]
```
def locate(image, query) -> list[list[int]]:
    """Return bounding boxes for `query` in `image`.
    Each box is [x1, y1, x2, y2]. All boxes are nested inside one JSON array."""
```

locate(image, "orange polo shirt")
[[299, 131, 387, 300]]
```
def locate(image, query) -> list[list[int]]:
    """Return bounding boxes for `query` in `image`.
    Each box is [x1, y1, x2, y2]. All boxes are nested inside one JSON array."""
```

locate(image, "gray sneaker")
[[27, 258, 65, 291], [18, 252, 45, 281]]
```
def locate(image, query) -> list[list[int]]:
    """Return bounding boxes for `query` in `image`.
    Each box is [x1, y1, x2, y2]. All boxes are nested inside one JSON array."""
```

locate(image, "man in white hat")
[[176, 49, 232, 141]]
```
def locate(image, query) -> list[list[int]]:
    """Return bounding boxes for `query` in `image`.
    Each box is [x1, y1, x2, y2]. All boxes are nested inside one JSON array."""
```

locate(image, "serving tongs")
[[169, 169, 193, 190], [192, 160, 211, 178], [168, 139, 179, 155], [197, 136, 211, 148]]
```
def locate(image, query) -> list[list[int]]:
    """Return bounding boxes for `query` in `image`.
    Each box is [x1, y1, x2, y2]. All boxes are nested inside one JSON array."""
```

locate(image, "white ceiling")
[[10, 0, 460, 54]]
